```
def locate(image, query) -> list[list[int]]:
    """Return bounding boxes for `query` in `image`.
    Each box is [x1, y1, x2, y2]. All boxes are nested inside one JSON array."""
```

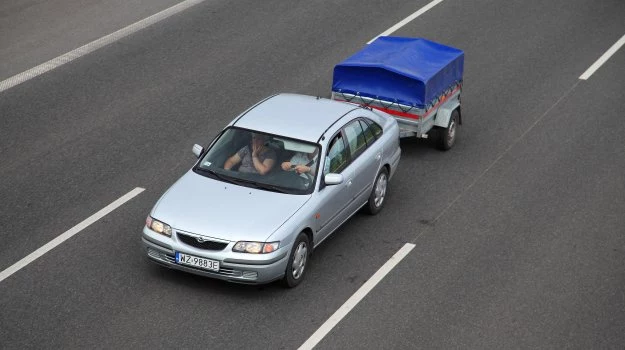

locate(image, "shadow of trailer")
[[331, 36, 464, 151]]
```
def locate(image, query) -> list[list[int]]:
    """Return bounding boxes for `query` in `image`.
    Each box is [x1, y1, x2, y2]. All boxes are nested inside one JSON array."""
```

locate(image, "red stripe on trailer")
[[370, 106, 422, 119], [335, 85, 461, 121], [334, 98, 422, 119]]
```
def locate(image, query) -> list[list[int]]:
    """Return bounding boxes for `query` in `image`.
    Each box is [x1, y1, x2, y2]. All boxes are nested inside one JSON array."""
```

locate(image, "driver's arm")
[[253, 157, 275, 175], [224, 153, 241, 170]]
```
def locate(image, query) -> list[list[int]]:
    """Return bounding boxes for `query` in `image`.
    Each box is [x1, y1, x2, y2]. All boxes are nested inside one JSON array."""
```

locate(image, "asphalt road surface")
[[1, 0, 624, 349]]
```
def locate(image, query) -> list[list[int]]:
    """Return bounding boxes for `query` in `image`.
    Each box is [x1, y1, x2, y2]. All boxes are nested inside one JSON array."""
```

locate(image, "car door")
[[343, 119, 381, 206], [313, 132, 355, 244]]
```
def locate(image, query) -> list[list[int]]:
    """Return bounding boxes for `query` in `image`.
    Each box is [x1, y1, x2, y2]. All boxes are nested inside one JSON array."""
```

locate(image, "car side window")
[[344, 120, 367, 159], [359, 120, 376, 146], [323, 133, 348, 175], [367, 119, 383, 139]]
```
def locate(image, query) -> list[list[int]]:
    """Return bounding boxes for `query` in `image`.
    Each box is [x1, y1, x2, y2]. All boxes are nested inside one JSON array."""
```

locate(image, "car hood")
[[151, 171, 311, 242]]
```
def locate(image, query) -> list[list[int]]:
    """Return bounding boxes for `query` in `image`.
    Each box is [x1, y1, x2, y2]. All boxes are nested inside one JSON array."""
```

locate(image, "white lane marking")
[[0, 0, 206, 93], [367, 0, 444, 44], [298, 243, 416, 350], [579, 33, 625, 80], [0, 187, 145, 283]]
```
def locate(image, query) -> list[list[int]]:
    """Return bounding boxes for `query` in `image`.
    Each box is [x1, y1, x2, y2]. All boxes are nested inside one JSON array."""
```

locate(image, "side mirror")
[[192, 144, 204, 158], [324, 173, 343, 186]]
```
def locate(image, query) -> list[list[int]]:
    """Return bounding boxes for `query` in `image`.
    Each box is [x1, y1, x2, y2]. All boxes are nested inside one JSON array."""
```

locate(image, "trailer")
[[331, 36, 464, 150]]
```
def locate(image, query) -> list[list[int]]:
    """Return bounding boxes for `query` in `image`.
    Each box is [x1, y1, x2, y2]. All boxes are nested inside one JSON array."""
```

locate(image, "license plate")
[[175, 252, 219, 271]]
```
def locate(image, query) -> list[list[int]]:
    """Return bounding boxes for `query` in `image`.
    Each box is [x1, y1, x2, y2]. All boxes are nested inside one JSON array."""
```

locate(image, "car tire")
[[282, 232, 310, 288], [438, 109, 459, 151], [366, 167, 389, 215]]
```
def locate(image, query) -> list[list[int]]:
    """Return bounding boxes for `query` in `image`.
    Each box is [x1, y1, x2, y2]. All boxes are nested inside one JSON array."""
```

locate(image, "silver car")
[[142, 93, 401, 287]]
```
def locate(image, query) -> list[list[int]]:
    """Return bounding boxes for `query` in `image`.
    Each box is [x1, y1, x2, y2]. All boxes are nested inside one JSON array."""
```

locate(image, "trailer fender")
[[433, 100, 461, 129]]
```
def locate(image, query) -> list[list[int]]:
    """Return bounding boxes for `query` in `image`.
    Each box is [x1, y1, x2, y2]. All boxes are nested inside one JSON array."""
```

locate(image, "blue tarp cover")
[[332, 36, 464, 109]]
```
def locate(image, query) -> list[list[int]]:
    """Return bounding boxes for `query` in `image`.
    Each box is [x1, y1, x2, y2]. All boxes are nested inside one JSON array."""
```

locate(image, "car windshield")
[[194, 127, 320, 195]]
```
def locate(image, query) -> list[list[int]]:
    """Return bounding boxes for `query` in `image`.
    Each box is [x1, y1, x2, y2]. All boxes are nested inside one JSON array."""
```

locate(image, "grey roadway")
[[0, 0, 182, 80], [1, 0, 624, 349]]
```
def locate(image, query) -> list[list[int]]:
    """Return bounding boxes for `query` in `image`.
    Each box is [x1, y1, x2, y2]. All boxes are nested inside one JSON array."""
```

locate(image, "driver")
[[281, 148, 318, 177], [224, 133, 276, 175]]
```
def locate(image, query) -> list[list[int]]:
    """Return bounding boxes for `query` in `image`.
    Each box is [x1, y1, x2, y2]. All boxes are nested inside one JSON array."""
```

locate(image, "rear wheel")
[[282, 232, 310, 288], [438, 109, 459, 151], [366, 168, 388, 215]]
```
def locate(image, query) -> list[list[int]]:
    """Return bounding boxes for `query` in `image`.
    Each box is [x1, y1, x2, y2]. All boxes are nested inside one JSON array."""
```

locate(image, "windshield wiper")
[[232, 178, 290, 193], [195, 167, 237, 184], [195, 167, 290, 193], [257, 183, 290, 194]]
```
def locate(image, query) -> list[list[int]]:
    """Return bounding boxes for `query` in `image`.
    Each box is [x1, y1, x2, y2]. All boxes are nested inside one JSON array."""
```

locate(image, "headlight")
[[146, 216, 172, 237], [233, 241, 279, 254]]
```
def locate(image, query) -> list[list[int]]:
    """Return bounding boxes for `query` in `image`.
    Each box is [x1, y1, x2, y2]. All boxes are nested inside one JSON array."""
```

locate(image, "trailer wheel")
[[438, 109, 459, 151]]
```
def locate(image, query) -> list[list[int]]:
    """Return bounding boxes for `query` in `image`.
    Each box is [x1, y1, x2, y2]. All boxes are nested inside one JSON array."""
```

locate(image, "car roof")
[[232, 94, 359, 142]]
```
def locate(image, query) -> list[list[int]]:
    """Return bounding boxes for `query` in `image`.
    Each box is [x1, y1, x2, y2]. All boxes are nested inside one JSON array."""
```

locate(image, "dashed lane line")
[[368, 0, 444, 44], [298, 243, 416, 350], [0, 0, 206, 93], [0, 187, 145, 284], [579, 33, 625, 80]]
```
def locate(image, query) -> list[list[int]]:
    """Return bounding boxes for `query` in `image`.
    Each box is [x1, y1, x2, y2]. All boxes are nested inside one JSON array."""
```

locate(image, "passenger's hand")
[[294, 165, 308, 174]]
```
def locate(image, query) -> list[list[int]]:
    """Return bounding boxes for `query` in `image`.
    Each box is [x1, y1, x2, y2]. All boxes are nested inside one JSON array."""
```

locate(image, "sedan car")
[[142, 93, 401, 287]]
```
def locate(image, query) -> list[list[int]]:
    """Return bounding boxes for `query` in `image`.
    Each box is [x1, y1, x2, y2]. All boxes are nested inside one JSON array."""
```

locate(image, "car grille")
[[177, 232, 229, 251]]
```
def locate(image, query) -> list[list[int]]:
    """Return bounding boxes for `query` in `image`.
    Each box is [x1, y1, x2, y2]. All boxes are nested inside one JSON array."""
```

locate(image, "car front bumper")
[[142, 227, 289, 284]]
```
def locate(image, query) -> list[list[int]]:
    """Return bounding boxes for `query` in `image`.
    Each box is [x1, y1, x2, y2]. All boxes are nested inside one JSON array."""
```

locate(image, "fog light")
[[242, 271, 258, 280]]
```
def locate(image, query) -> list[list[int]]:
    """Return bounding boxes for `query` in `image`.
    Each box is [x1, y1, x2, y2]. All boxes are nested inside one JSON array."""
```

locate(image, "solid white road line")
[[579, 33, 625, 80], [367, 0, 445, 44], [0, 187, 145, 284], [0, 0, 206, 93], [298, 243, 416, 350]]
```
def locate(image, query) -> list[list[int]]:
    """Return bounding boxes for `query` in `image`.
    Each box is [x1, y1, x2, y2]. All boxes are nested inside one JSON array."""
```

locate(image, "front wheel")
[[366, 168, 389, 215], [438, 109, 459, 151], [282, 232, 310, 288]]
